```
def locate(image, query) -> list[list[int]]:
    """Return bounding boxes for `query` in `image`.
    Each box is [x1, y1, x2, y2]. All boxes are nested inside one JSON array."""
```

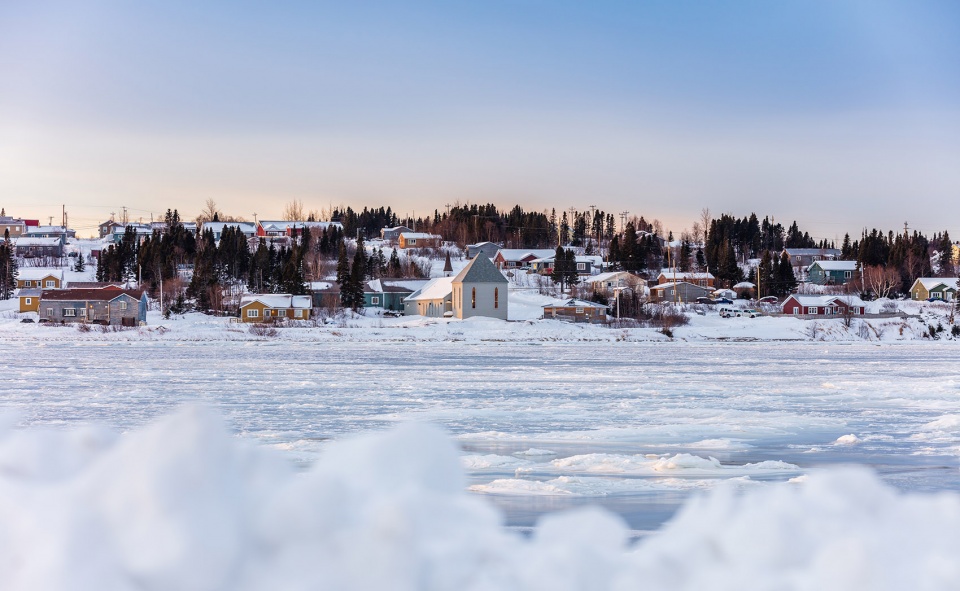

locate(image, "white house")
[[451, 254, 508, 320]]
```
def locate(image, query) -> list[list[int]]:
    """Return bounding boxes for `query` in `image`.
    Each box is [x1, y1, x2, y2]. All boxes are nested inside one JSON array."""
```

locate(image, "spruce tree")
[[778, 251, 798, 294], [757, 251, 773, 298], [388, 248, 402, 277], [74, 253, 85, 273], [550, 246, 566, 293], [564, 248, 580, 289], [336, 241, 350, 286], [0, 231, 17, 300]]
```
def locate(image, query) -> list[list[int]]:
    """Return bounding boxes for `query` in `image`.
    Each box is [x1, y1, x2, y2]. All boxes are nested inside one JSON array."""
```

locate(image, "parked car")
[[737, 309, 761, 318], [713, 297, 734, 305], [758, 296, 778, 304], [696, 297, 714, 305], [20, 318, 35, 323], [718, 307, 736, 318]]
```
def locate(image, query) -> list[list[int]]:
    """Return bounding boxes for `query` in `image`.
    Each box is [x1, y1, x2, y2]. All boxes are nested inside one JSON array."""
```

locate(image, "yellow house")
[[19, 289, 42, 313], [238, 294, 312, 323], [16, 268, 64, 290], [910, 277, 958, 301]]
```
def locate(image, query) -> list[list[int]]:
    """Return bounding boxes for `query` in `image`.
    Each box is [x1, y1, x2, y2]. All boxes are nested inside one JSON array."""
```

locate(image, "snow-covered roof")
[[399, 232, 441, 240], [658, 269, 715, 280], [405, 277, 454, 302], [495, 249, 556, 262], [584, 271, 638, 284], [13, 237, 61, 247], [18, 288, 42, 297], [239, 294, 312, 309], [543, 298, 607, 309], [651, 281, 710, 291], [783, 248, 841, 256], [733, 282, 756, 289], [24, 225, 70, 234], [784, 294, 866, 307], [203, 222, 257, 234], [912, 277, 959, 291], [16, 268, 64, 281], [808, 260, 858, 271]]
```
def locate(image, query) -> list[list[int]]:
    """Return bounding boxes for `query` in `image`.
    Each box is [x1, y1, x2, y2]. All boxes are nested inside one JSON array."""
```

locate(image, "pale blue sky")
[[1, 1, 958, 239]]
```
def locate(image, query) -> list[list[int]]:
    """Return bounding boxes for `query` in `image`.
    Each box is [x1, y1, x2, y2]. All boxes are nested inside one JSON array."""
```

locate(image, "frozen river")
[[3, 340, 960, 532]]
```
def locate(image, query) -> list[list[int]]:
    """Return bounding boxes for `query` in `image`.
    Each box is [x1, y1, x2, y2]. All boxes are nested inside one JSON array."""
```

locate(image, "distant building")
[[649, 281, 712, 303], [656, 269, 715, 288], [466, 242, 500, 260], [403, 277, 455, 317], [39, 288, 148, 326], [201, 222, 257, 242], [381, 226, 414, 243], [583, 271, 646, 296], [781, 294, 866, 316], [910, 278, 959, 302], [543, 298, 608, 323], [0, 216, 28, 238], [492, 249, 556, 270], [807, 261, 859, 285], [238, 294, 312, 322], [14, 237, 63, 258], [15, 268, 64, 290], [782, 248, 841, 268], [398, 232, 442, 249], [24, 225, 75, 242]]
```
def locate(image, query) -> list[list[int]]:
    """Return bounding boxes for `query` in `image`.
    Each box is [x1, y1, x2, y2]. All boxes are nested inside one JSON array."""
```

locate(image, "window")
[[807, 307, 817, 314], [844, 271, 852, 278], [24, 298, 31, 305], [46, 308, 54, 318], [575, 307, 584, 314], [577, 263, 586, 271], [46, 280, 55, 287], [63, 308, 76, 317], [23, 280, 31, 287], [471, 287, 476, 309], [792, 307, 800, 315], [294, 309, 303, 318], [494, 288, 498, 309], [119, 301, 127, 311], [80, 308, 86, 317], [408, 239, 416, 245], [264, 309, 272, 318], [247, 309, 259, 318], [371, 296, 380, 305]]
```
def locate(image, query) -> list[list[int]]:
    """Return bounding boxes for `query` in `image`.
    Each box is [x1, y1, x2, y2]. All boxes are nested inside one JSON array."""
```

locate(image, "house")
[[732, 282, 755, 299], [403, 277, 455, 317], [39, 288, 148, 326], [781, 294, 866, 316], [807, 261, 859, 285], [110, 223, 154, 244], [201, 222, 258, 242], [783, 248, 841, 269], [451, 254, 508, 320], [910, 278, 959, 302], [15, 268, 64, 290], [543, 298, 608, 323], [466, 242, 501, 260], [149, 221, 199, 235], [18, 289, 42, 313], [530, 255, 604, 276], [583, 271, 646, 296], [649, 281, 712, 303], [98, 220, 124, 238], [0, 216, 28, 238], [381, 226, 414, 243], [238, 294, 312, 322], [24, 225, 75, 242], [657, 269, 715, 288], [14, 237, 63, 258], [364, 280, 414, 311], [492, 249, 556, 270], [398, 232, 442, 249]]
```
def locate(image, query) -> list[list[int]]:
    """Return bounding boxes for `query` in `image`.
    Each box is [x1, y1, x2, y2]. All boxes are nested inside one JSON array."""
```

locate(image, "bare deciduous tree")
[[282, 199, 305, 221], [857, 265, 900, 299]]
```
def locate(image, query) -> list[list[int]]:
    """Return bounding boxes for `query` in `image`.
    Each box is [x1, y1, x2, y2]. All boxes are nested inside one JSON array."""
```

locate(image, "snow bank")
[[2, 407, 960, 590]]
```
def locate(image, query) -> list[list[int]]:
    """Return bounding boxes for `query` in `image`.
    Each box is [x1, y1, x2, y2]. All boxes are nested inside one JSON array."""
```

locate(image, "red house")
[[781, 294, 866, 316]]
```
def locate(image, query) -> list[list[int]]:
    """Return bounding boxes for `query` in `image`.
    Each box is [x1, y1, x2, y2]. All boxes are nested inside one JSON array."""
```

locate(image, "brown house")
[[239, 294, 313, 322], [19, 289, 42, 313], [397, 232, 442, 249], [16, 268, 64, 290], [656, 269, 715, 288], [542, 298, 608, 323], [39, 288, 148, 325]]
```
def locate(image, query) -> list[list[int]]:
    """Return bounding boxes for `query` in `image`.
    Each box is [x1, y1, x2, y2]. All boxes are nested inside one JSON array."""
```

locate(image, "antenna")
[[619, 211, 629, 233]]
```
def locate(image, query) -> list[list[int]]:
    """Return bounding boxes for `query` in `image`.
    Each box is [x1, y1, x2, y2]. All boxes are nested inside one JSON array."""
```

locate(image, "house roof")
[[585, 271, 637, 284], [405, 277, 454, 302], [651, 281, 710, 291], [783, 294, 866, 307], [808, 260, 858, 271], [18, 289, 42, 297], [365, 279, 414, 294], [239, 294, 312, 309], [202, 222, 257, 234], [658, 268, 715, 280], [733, 282, 756, 289], [452, 254, 508, 284], [399, 232, 441, 240], [16, 268, 64, 281], [913, 277, 959, 291], [24, 225, 70, 234], [14, 237, 62, 247], [494, 249, 556, 262], [783, 248, 841, 256], [41, 288, 144, 302], [68, 282, 124, 289], [543, 298, 607, 309]]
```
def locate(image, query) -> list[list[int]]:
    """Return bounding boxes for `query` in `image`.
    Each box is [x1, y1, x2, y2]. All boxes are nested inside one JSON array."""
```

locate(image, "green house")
[[807, 261, 858, 285], [363, 280, 414, 311]]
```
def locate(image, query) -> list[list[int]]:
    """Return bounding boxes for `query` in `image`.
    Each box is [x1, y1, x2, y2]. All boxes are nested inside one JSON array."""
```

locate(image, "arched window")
[[494, 287, 499, 308], [472, 287, 476, 309]]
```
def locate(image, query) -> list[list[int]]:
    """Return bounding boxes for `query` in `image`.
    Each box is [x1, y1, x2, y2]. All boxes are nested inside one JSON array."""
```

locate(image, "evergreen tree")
[[336, 241, 351, 286], [778, 251, 798, 294], [344, 236, 367, 311], [678, 239, 692, 272], [756, 251, 773, 298], [564, 248, 580, 289], [388, 248, 402, 277], [550, 245, 567, 292], [73, 253, 85, 273], [0, 230, 17, 300]]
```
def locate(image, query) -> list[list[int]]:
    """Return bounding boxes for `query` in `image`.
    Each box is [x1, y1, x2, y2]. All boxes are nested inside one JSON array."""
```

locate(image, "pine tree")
[[0, 230, 17, 300], [550, 246, 566, 293], [74, 252, 86, 273], [778, 251, 798, 294], [757, 251, 773, 298], [336, 241, 350, 286], [345, 236, 367, 311], [388, 248, 402, 277], [564, 248, 580, 289]]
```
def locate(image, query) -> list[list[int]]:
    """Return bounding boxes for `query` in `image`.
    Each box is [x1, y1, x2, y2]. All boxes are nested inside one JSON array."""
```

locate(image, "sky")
[[1, 0, 958, 240]]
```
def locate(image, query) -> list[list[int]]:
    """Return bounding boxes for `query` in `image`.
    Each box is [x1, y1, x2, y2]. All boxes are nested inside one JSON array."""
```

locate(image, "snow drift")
[[1, 407, 959, 590]]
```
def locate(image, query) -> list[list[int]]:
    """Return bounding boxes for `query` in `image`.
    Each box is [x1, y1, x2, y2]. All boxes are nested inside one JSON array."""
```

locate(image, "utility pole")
[[903, 221, 909, 239], [444, 203, 451, 217], [619, 211, 629, 234]]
